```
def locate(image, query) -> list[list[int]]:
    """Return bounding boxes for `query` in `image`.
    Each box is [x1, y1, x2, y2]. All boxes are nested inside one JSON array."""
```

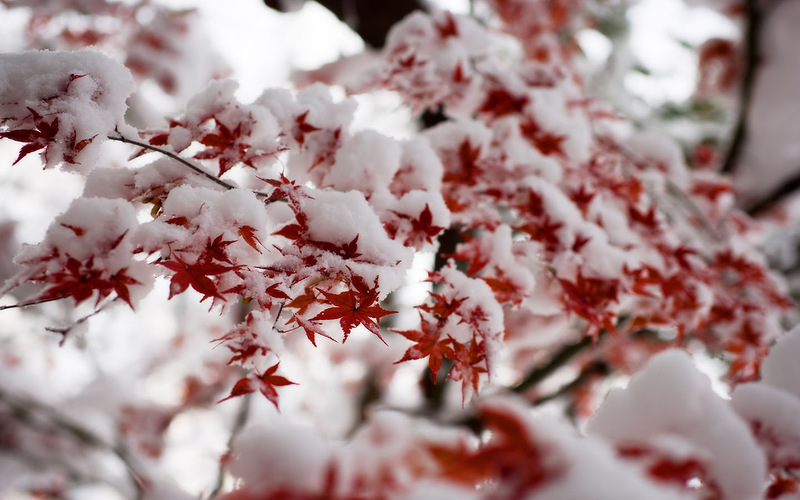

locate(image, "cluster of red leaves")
[[429, 403, 564, 496], [0, 105, 94, 167], [395, 274, 491, 402], [618, 444, 721, 498], [25, 226, 141, 309]]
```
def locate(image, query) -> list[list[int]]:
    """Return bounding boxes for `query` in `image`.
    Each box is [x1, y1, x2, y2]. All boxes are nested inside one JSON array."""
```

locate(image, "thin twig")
[[107, 131, 279, 201], [45, 297, 118, 346], [108, 132, 234, 191], [0, 296, 65, 311]]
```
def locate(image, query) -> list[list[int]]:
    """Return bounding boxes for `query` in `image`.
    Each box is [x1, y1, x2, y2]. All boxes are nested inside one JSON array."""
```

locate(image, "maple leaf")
[[61, 129, 96, 164], [479, 88, 528, 117], [218, 362, 296, 409], [394, 315, 447, 382], [35, 256, 140, 309], [444, 139, 483, 186], [447, 339, 487, 403], [559, 271, 620, 339], [0, 107, 60, 165], [405, 205, 446, 245], [435, 12, 459, 38], [292, 314, 335, 347], [311, 275, 396, 343], [434, 402, 564, 494], [202, 234, 236, 264], [194, 119, 248, 176], [309, 235, 362, 260], [293, 110, 320, 146], [238, 225, 263, 253], [159, 256, 233, 301], [516, 217, 563, 252], [419, 291, 467, 320]]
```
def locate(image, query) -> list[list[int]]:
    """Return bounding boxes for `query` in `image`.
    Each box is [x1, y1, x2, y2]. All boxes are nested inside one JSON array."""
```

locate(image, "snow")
[[588, 349, 766, 500], [301, 188, 414, 294], [0, 49, 134, 172], [325, 129, 402, 195]]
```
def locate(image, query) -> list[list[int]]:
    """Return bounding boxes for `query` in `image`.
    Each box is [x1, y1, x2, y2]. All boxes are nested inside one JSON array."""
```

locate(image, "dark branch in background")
[[0, 388, 147, 499], [263, 0, 424, 49], [530, 360, 610, 406], [511, 332, 603, 394], [746, 170, 800, 216], [45, 297, 118, 346], [720, 0, 762, 176]]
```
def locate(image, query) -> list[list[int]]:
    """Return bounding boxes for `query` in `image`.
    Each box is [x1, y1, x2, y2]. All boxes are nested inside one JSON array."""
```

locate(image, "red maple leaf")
[[294, 110, 320, 146], [159, 256, 233, 301], [559, 271, 620, 339], [394, 315, 447, 382], [435, 12, 459, 38], [434, 403, 564, 494], [193, 118, 261, 176], [446, 139, 483, 186], [238, 225, 263, 253], [292, 314, 335, 347], [479, 88, 528, 117], [392, 205, 446, 246], [311, 275, 396, 343], [218, 362, 296, 409], [0, 107, 60, 165], [419, 291, 467, 320], [35, 256, 140, 309]]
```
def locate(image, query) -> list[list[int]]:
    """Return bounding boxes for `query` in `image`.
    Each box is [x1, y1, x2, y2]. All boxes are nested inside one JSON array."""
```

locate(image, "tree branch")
[[511, 332, 602, 394], [107, 132, 279, 201], [720, 0, 762, 175]]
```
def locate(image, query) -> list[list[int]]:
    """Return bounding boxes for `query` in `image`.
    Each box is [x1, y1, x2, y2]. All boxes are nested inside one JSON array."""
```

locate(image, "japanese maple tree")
[[1, 0, 799, 499]]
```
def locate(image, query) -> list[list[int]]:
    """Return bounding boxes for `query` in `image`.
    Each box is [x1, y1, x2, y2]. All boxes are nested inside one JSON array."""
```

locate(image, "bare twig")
[[108, 132, 235, 191], [0, 296, 65, 312], [107, 131, 279, 201], [47, 299, 117, 345]]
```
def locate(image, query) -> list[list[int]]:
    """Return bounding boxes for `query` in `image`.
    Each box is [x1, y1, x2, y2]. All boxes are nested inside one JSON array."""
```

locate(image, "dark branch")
[[745, 168, 800, 216], [107, 132, 279, 201], [720, 0, 762, 175], [511, 332, 603, 394]]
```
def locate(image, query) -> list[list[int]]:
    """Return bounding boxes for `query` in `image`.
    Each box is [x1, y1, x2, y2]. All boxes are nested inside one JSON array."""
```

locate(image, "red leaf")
[[311, 276, 395, 343], [238, 225, 263, 253], [394, 315, 447, 382], [160, 256, 233, 301], [292, 314, 335, 347]]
